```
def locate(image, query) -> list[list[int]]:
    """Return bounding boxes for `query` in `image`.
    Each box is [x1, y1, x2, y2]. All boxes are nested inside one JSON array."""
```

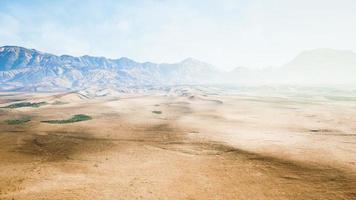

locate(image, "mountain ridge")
[[1, 45, 356, 91], [226, 48, 356, 86], [0, 46, 220, 91], [0, 46, 213, 70]]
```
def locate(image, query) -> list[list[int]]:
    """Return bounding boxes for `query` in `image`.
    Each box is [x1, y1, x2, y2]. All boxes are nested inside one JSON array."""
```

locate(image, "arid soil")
[[0, 90, 355, 200]]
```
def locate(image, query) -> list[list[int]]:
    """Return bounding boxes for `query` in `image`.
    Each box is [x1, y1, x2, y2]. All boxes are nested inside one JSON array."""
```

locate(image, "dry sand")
[[0, 89, 355, 199]]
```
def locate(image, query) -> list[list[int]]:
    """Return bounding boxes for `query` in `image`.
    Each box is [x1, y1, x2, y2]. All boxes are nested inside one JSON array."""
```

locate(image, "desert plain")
[[0, 86, 355, 200]]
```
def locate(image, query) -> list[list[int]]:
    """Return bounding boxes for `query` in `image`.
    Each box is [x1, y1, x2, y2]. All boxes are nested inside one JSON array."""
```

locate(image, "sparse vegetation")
[[152, 111, 162, 114], [42, 114, 92, 124], [5, 116, 31, 125], [2, 101, 48, 109], [51, 101, 68, 105]]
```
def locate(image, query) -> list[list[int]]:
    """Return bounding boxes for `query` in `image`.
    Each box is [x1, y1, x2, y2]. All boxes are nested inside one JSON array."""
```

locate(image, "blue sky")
[[1, 0, 356, 69]]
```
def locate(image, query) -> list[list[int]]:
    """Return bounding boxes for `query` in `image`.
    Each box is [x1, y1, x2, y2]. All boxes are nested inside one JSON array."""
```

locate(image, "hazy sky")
[[1, 0, 356, 69]]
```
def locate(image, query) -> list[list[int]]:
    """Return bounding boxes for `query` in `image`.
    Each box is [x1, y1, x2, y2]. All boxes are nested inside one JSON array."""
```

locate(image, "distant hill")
[[278, 49, 356, 85], [0, 46, 220, 91], [285, 48, 356, 70], [229, 49, 356, 86], [1, 46, 356, 91]]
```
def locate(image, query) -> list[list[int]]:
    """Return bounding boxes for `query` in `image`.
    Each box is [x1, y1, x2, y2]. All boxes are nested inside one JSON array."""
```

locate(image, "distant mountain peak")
[[181, 57, 201, 64], [1, 45, 39, 52], [116, 57, 135, 62], [0, 45, 23, 50], [286, 48, 356, 68], [0, 45, 219, 91], [294, 48, 356, 61]]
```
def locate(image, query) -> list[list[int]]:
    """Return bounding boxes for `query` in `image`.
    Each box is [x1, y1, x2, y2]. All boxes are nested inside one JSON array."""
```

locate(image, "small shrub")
[[6, 116, 31, 125], [2, 102, 47, 109], [42, 114, 92, 124], [52, 101, 68, 105]]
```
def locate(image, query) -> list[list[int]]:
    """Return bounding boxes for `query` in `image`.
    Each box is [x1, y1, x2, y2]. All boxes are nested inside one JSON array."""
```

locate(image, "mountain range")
[[228, 48, 356, 86], [0, 46, 356, 91], [0, 46, 221, 91]]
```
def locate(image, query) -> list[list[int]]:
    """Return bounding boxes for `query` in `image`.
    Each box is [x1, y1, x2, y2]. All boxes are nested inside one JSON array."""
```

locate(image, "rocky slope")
[[0, 46, 220, 91], [1, 46, 356, 91]]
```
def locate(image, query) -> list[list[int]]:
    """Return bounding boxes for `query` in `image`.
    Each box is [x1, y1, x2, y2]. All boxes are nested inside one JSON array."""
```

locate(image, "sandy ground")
[[0, 89, 355, 199]]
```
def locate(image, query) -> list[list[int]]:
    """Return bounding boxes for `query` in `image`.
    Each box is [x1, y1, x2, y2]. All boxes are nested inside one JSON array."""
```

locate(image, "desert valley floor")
[[0, 87, 355, 199]]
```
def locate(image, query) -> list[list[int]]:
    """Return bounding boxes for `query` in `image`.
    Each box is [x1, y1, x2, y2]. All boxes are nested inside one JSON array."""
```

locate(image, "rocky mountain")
[[0, 46, 221, 91], [1, 46, 355, 91]]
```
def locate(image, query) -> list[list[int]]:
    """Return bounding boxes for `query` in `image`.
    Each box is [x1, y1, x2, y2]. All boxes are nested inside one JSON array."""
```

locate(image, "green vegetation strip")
[[51, 101, 68, 105], [6, 116, 31, 125], [2, 101, 47, 109], [152, 111, 162, 114], [42, 114, 92, 124]]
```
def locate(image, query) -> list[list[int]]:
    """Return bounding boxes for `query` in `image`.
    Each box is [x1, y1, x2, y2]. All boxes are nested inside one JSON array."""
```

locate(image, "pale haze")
[[1, 1, 356, 199], [1, 0, 356, 69]]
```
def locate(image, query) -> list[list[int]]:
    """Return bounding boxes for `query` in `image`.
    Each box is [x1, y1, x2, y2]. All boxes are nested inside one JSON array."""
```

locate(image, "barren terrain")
[[0, 87, 355, 199]]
